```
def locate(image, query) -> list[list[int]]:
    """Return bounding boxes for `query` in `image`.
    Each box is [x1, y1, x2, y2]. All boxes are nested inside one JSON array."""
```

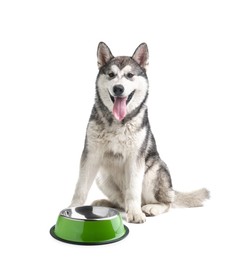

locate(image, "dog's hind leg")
[[141, 185, 174, 216], [142, 159, 174, 216], [141, 189, 174, 216]]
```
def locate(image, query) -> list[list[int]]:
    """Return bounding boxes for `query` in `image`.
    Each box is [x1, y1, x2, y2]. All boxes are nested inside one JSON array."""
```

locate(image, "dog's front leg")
[[125, 159, 146, 223], [70, 150, 101, 207]]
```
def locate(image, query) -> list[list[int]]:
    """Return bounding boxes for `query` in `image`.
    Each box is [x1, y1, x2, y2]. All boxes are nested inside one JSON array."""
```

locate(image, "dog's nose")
[[113, 85, 124, 96]]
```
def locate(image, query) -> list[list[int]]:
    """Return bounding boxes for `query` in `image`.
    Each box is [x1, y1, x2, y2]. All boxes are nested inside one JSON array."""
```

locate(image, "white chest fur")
[[98, 123, 144, 154], [87, 114, 146, 160]]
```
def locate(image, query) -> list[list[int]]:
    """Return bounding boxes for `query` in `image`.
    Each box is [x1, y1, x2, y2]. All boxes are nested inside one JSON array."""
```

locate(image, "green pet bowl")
[[50, 206, 129, 245]]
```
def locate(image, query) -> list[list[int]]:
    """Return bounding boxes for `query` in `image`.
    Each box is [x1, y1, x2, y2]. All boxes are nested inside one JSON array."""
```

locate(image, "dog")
[[70, 42, 209, 223]]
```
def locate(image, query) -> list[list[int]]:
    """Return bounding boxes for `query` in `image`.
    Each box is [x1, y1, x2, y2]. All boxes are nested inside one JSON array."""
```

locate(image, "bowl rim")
[[59, 206, 121, 221]]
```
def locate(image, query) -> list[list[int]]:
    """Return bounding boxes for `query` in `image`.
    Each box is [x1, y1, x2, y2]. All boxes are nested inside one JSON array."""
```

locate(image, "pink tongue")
[[113, 97, 127, 121]]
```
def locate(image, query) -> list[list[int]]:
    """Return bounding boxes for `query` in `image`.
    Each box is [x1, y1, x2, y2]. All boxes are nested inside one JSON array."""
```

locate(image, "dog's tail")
[[172, 188, 210, 208]]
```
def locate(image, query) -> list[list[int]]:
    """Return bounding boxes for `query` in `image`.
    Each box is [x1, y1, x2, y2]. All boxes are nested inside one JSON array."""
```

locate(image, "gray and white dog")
[[70, 42, 209, 223]]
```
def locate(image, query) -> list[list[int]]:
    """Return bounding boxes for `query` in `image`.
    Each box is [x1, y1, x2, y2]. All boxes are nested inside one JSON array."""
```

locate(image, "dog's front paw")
[[126, 210, 146, 224]]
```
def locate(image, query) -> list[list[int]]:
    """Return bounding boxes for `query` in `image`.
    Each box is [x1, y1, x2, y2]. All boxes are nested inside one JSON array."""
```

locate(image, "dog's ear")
[[97, 42, 114, 68], [132, 43, 149, 70]]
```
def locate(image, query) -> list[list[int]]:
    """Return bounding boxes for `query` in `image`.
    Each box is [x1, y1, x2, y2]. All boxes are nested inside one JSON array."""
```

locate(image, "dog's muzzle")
[[109, 90, 135, 105]]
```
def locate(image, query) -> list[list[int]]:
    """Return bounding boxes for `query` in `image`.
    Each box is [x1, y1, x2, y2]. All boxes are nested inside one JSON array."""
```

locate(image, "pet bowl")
[[50, 206, 129, 245]]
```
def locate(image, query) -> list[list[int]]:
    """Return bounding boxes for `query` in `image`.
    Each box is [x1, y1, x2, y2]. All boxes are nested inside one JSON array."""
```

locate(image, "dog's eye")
[[108, 72, 115, 78], [127, 73, 134, 79]]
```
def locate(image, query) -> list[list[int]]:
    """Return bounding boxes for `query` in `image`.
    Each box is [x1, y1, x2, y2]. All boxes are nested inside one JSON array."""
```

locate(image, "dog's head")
[[96, 42, 149, 122]]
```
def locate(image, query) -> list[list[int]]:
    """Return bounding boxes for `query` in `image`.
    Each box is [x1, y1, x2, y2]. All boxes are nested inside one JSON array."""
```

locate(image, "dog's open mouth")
[[109, 90, 135, 121]]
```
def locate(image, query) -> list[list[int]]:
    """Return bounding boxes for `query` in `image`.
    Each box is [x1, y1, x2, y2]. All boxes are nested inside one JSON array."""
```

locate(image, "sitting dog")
[[70, 42, 209, 223]]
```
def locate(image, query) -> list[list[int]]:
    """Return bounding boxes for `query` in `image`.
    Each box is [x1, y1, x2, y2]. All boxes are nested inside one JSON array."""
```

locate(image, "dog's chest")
[[103, 123, 140, 153], [88, 120, 145, 155]]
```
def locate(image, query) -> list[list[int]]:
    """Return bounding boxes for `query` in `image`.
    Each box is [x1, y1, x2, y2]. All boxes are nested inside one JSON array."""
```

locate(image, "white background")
[[0, 0, 249, 259]]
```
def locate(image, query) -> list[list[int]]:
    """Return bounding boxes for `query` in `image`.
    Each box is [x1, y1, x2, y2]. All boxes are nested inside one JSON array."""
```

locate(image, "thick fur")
[[70, 42, 209, 223]]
